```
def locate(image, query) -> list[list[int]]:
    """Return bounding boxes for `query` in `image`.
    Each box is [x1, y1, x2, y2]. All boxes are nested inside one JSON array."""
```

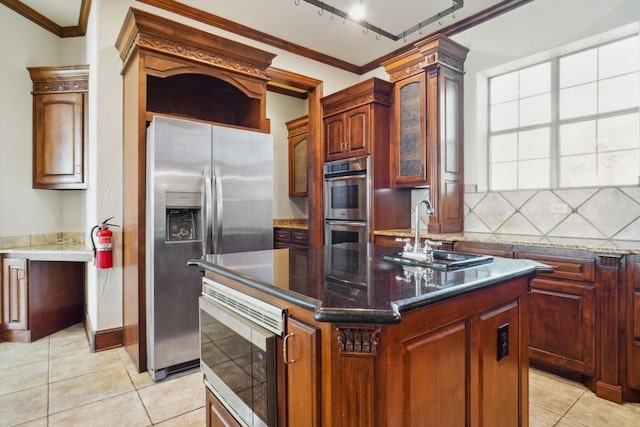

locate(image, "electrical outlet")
[[497, 323, 509, 361], [550, 203, 569, 214]]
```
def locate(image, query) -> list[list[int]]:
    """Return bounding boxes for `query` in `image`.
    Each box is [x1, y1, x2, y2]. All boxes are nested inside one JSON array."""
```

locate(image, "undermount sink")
[[383, 250, 494, 271]]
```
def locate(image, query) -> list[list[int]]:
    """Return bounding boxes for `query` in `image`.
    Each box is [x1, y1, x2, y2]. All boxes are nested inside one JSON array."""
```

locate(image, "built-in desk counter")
[[1, 236, 91, 343]]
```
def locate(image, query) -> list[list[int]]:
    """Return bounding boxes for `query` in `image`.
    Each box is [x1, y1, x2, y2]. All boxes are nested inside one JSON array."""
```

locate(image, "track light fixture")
[[297, 0, 464, 41]]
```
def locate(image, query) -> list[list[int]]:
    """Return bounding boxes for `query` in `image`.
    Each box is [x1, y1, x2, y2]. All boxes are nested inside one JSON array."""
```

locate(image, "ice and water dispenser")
[[165, 192, 201, 242]]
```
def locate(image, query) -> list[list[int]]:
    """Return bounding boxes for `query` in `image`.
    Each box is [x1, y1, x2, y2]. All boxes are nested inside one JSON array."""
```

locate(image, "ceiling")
[[0, 0, 529, 72]]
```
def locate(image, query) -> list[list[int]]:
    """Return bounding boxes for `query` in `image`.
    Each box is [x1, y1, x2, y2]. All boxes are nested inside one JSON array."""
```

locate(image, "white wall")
[[267, 92, 309, 219], [0, 7, 86, 238]]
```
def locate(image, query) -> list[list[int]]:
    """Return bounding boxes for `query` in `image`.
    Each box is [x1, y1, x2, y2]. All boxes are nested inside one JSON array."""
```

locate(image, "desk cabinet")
[[1, 258, 84, 343]]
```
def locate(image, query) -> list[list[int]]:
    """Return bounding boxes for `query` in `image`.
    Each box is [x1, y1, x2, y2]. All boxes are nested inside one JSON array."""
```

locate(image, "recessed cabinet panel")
[[36, 94, 84, 182], [286, 116, 309, 197], [528, 277, 595, 375], [2, 258, 28, 332], [398, 78, 424, 180]]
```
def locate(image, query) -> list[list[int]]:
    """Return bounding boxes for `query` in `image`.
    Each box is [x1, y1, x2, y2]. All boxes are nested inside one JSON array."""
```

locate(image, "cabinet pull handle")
[[283, 332, 295, 365]]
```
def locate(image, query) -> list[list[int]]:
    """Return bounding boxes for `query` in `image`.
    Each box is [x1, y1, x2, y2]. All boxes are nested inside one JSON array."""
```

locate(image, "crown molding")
[[0, 0, 91, 38]]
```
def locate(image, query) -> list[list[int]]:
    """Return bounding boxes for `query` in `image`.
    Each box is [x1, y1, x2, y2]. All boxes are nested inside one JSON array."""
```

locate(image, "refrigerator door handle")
[[202, 167, 213, 256], [213, 169, 223, 253]]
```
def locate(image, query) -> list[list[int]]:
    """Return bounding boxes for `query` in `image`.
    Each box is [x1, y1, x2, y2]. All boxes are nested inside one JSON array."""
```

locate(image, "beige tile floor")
[[1, 323, 640, 426]]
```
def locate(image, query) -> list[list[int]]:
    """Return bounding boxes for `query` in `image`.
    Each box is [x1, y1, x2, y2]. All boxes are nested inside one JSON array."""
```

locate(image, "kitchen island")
[[191, 244, 551, 427]]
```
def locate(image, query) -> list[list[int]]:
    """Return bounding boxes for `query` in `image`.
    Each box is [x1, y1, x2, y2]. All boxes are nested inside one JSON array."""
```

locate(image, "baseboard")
[[84, 318, 123, 352], [3, 329, 31, 343]]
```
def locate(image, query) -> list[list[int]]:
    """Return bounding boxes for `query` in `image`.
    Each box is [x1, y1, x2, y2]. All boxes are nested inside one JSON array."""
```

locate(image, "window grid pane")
[[489, 33, 640, 190]]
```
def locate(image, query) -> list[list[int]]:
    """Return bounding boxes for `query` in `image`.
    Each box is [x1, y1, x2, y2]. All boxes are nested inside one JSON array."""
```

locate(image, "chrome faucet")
[[414, 196, 434, 253], [395, 196, 441, 262]]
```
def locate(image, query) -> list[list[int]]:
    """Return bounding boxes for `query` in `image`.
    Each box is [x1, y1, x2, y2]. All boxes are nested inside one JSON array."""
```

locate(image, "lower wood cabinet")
[[1, 257, 85, 342], [284, 316, 319, 427], [273, 227, 308, 249], [528, 277, 595, 375], [206, 387, 241, 427], [627, 256, 640, 391]]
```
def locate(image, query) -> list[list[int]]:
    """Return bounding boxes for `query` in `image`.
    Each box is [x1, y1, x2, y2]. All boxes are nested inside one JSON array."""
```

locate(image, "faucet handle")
[[422, 239, 442, 253], [395, 237, 413, 252]]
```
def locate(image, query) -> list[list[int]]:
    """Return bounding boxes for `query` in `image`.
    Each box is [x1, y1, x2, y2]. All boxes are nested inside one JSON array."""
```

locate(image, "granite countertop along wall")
[[0, 232, 93, 261], [375, 229, 640, 255], [273, 218, 308, 230]]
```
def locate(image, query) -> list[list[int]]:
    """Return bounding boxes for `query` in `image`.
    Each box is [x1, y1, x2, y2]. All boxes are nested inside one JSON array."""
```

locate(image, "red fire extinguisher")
[[91, 217, 119, 269]]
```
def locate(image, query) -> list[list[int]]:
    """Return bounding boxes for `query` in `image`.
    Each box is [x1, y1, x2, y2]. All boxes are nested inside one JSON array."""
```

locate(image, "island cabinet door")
[[284, 316, 320, 427], [472, 300, 523, 427]]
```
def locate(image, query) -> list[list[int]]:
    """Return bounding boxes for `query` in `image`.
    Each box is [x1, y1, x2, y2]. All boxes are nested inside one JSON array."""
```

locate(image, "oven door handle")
[[324, 173, 367, 182], [325, 220, 367, 227]]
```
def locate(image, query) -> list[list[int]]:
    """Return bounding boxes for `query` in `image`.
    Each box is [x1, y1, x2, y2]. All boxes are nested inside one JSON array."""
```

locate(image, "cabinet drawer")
[[516, 252, 595, 282], [274, 229, 292, 243], [291, 231, 308, 245]]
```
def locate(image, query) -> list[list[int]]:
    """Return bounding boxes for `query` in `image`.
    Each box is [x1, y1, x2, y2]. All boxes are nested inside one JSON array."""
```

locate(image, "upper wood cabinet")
[[28, 65, 88, 190], [321, 78, 392, 162], [383, 35, 469, 233], [286, 115, 309, 197]]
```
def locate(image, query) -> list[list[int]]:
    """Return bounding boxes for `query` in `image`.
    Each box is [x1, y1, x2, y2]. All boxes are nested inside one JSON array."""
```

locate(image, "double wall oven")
[[323, 155, 370, 245]]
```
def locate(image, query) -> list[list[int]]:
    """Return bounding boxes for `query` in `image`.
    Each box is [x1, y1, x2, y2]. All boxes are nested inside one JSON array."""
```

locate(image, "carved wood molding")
[[137, 33, 270, 79], [336, 325, 382, 356], [322, 92, 392, 117], [27, 65, 89, 94], [422, 52, 465, 73], [115, 8, 275, 81]]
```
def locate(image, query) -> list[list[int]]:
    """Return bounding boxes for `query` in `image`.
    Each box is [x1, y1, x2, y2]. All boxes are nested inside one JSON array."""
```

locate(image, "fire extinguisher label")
[[97, 237, 112, 250]]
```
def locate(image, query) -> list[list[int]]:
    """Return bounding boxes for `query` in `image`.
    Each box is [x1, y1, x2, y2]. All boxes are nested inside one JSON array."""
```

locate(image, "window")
[[488, 34, 640, 190]]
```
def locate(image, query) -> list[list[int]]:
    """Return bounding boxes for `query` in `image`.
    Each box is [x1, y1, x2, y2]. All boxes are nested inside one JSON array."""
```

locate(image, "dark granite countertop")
[[190, 244, 550, 324]]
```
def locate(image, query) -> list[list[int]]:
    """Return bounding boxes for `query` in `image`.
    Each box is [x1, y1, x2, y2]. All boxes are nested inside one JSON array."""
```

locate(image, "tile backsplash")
[[411, 187, 640, 241], [464, 187, 640, 240]]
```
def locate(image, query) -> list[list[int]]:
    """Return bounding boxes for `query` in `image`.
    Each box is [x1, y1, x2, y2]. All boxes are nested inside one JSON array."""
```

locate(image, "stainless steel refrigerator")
[[145, 115, 273, 381]]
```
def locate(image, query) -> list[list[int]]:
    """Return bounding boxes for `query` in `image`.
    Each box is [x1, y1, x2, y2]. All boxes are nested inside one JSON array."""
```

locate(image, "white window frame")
[[487, 32, 640, 191]]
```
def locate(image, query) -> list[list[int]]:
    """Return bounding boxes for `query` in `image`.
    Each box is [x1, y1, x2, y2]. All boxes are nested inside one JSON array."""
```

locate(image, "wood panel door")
[[325, 114, 346, 160], [32, 92, 87, 189], [2, 258, 28, 332], [285, 316, 320, 427], [474, 300, 523, 427], [628, 257, 640, 389], [529, 277, 595, 375], [344, 105, 369, 157], [390, 73, 427, 186]]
